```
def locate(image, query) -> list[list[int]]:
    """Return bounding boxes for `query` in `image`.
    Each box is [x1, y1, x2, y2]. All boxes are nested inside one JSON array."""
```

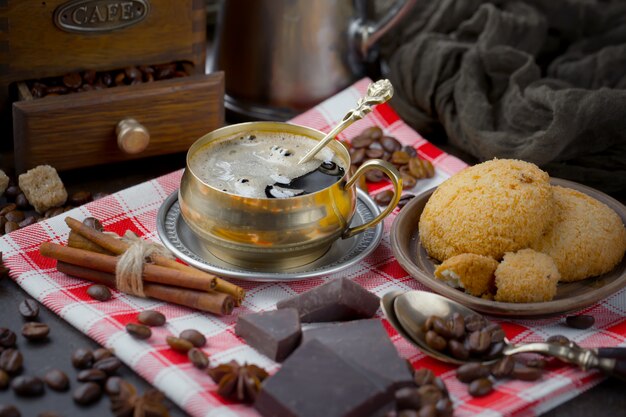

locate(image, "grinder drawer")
[[12, 72, 224, 172]]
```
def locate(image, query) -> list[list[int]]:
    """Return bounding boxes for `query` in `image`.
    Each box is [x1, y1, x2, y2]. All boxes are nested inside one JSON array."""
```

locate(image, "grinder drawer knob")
[[116, 118, 150, 154]]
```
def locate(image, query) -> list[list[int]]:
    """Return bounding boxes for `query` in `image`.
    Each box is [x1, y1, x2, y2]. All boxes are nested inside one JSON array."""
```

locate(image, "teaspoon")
[[383, 290, 626, 379]]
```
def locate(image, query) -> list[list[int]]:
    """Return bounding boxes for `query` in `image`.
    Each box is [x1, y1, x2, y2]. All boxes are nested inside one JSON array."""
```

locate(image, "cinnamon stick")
[[40, 242, 216, 292], [65, 217, 245, 303], [56, 262, 234, 315]]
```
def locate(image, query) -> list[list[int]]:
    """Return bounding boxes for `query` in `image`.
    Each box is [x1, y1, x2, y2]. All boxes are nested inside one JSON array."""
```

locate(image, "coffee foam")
[[189, 131, 340, 198]]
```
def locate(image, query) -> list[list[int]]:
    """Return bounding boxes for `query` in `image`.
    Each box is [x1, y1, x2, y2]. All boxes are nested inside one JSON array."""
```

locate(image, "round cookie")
[[419, 159, 554, 261], [532, 186, 626, 282], [494, 249, 560, 303], [434, 253, 498, 297]]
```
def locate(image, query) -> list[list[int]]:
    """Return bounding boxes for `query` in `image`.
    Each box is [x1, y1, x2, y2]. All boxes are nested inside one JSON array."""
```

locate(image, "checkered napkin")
[[1, 78, 625, 417]]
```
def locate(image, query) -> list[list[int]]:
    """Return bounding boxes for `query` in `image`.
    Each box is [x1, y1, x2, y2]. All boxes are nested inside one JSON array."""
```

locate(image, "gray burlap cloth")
[[380, 0, 626, 193]]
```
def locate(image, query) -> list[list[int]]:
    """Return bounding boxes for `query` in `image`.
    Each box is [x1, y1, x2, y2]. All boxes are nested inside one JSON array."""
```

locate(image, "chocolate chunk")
[[276, 278, 379, 322], [235, 308, 301, 362], [301, 319, 413, 391], [255, 340, 392, 417]]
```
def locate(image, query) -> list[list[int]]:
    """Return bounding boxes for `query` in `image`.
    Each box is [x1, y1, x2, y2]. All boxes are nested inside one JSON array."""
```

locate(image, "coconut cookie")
[[434, 253, 498, 297], [494, 249, 560, 303], [532, 186, 626, 282], [419, 159, 554, 261]]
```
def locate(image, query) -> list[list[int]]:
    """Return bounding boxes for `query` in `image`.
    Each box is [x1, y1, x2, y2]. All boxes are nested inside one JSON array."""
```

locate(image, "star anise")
[[0, 252, 9, 280], [109, 380, 170, 417], [207, 360, 269, 403]]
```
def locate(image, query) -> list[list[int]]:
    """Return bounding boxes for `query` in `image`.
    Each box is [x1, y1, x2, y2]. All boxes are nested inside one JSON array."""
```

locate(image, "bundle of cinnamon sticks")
[[39, 217, 245, 316]]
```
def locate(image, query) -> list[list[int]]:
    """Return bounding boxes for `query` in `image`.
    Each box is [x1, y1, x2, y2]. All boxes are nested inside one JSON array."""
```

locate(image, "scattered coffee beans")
[[374, 190, 394, 206], [137, 310, 166, 327], [125, 323, 152, 340], [71, 348, 94, 369], [396, 193, 416, 209], [92, 357, 122, 375], [565, 315, 595, 330], [166, 336, 194, 353], [104, 376, 123, 396], [456, 363, 490, 383], [77, 369, 107, 384], [468, 378, 493, 397], [188, 348, 209, 369], [44, 369, 69, 391], [21, 322, 49, 341], [73, 382, 102, 405], [0, 404, 20, 417], [0, 369, 9, 389], [11, 375, 45, 396], [395, 387, 422, 410], [491, 356, 515, 378], [87, 285, 112, 301], [0, 349, 23, 374], [93, 348, 113, 362], [68, 191, 92, 206], [511, 365, 543, 381], [179, 329, 206, 348], [413, 368, 435, 386], [0, 329, 16, 348]]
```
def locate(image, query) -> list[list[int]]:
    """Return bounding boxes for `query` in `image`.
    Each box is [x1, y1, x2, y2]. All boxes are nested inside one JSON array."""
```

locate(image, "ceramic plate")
[[157, 188, 383, 282], [390, 178, 626, 318]]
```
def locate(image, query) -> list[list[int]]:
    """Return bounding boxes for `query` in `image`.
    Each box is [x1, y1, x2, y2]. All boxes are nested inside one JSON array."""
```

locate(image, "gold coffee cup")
[[179, 121, 402, 270]]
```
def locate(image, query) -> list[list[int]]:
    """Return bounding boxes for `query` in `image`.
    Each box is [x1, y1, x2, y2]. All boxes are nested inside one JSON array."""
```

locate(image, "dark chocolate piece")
[[276, 278, 379, 322], [235, 308, 301, 362], [255, 339, 392, 417], [301, 319, 413, 391]]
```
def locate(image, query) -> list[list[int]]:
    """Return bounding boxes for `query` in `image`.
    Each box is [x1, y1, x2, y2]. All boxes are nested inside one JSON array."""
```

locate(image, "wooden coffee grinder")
[[0, 0, 224, 173]]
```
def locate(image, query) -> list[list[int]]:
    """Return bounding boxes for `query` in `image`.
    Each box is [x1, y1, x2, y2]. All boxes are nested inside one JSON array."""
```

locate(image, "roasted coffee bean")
[[104, 376, 123, 395], [381, 136, 402, 153], [69, 191, 92, 206], [87, 284, 112, 301], [114, 72, 126, 86], [101, 73, 113, 87], [92, 357, 122, 375], [425, 330, 447, 351], [180, 329, 206, 348], [485, 341, 506, 359], [18, 299, 39, 320], [547, 335, 570, 346], [391, 151, 411, 165], [365, 169, 384, 183], [47, 85, 68, 94], [397, 193, 415, 209], [14, 194, 29, 210], [137, 310, 166, 327], [0, 404, 20, 417], [468, 330, 491, 354], [468, 378, 493, 397], [400, 172, 417, 189], [166, 336, 194, 353], [448, 313, 466, 339], [484, 323, 506, 343], [465, 315, 487, 332], [491, 356, 515, 378], [73, 382, 102, 405], [125, 66, 142, 80], [11, 375, 44, 396], [365, 148, 384, 159], [93, 348, 113, 362], [417, 384, 442, 406], [435, 398, 453, 417], [413, 368, 435, 386], [0, 203, 17, 215], [565, 315, 595, 329], [44, 207, 64, 219], [431, 317, 453, 339], [0, 349, 22, 374], [349, 147, 366, 165], [408, 157, 435, 179], [456, 362, 491, 383], [395, 387, 421, 410], [374, 190, 394, 206], [526, 358, 547, 369], [63, 73, 83, 89], [22, 322, 49, 341], [82, 70, 97, 85], [18, 217, 36, 228], [71, 348, 94, 369], [82, 217, 104, 231], [351, 134, 375, 149], [0, 329, 16, 348], [77, 369, 107, 384], [188, 348, 209, 369], [402, 145, 418, 157], [44, 369, 69, 391], [154, 65, 175, 79], [5, 222, 19, 234], [424, 316, 437, 332], [0, 369, 9, 389], [362, 126, 383, 141], [448, 339, 469, 360], [512, 365, 542, 381], [432, 377, 448, 397], [125, 323, 151, 340]]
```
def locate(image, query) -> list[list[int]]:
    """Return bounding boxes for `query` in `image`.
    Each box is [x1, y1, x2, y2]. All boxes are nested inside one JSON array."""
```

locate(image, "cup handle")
[[342, 159, 403, 239]]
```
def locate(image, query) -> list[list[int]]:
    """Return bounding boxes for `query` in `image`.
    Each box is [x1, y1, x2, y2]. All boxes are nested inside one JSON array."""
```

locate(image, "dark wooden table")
[[1, 148, 625, 417]]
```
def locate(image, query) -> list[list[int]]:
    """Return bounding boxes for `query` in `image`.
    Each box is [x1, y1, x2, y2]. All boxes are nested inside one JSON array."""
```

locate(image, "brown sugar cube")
[[18, 165, 68, 214], [0, 170, 8, 196]]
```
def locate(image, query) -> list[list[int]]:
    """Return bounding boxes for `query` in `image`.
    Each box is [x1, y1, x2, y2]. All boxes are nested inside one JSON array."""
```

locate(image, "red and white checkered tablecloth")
[[2, 78, 625, 417]]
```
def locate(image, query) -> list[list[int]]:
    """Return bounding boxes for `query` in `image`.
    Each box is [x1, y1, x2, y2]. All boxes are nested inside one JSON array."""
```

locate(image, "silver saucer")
[[156, 188, 384, 282]]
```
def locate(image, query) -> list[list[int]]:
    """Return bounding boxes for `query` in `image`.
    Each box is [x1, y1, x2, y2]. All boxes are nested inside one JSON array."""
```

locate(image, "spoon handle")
[[298, 79, 394, 164]]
